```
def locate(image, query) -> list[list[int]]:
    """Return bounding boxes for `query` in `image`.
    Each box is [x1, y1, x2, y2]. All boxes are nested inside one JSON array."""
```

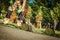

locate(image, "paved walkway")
[[0, 26, 60, 40]]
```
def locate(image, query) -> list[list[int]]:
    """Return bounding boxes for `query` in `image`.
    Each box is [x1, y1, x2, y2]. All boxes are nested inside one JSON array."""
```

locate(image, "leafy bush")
[[21, 24, 32, 32], [44, 28, 54, 35], [32, 27, 45, 34], [55, 30, 60, 38]]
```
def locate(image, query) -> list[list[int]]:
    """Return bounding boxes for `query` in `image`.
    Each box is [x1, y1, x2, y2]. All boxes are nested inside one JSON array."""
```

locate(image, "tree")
[[36, 6, 43, 29]]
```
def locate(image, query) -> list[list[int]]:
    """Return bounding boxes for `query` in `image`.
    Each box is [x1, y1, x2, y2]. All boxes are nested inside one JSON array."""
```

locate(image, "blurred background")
[[0, 0, 60, 38]]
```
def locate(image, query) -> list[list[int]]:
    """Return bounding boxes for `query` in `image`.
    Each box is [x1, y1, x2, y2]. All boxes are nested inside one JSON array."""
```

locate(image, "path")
[[0, 26, 60, 40]]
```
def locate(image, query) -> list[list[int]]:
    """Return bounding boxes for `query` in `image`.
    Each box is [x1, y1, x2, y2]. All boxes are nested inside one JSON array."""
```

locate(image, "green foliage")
[[21, 24, 32, 31], [42, 7, 51, 21], [0, 0, 60, 37], [21, 24, 28, 31], [6, 23, 18, 28], [55, 30, 60, 38], [32, 27, 45, 34], [0, 0, 9, 11], [44, 28, 54, 35], [25, 5, 32, 19]]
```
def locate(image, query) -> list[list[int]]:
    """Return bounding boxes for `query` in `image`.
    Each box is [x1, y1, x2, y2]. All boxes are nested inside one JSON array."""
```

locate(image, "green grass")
[[32, 27, 60, 38], [32, 27, 45, 34], [6, 22, 17, 28], [0, 20, 18, 29], [54, 30, 60, 38]]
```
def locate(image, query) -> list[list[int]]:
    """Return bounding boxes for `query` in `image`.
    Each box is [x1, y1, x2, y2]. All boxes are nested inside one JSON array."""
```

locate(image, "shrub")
[[44, 28, 54, 35], [21, 24, 32, 32]]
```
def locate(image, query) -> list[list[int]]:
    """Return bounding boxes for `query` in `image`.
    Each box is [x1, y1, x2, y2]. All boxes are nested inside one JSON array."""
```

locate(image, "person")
[[3, 6, 13, 24], [3, 3, 17, 24], [9, 2, 17, 23], [3, 0, 27, 28], [15, 0, 26, 27]]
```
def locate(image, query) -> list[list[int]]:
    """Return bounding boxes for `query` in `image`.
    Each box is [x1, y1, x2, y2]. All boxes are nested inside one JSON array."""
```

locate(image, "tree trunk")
[[40, 21, 42, 29], [37, 21, 42, 29], [54, 20, 58, 30]]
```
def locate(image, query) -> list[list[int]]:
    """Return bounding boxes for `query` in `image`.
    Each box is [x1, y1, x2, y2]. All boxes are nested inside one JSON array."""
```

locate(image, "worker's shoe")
[[3, 18, 9, 24], [17, 20, 23, 28]]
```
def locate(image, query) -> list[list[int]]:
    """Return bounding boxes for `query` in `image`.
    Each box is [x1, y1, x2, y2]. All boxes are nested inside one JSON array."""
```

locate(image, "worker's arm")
[[22, 0, 26, 10]]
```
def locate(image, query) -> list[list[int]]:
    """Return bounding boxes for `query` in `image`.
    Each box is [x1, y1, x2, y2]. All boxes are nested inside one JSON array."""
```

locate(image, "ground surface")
[[0, 26, 60, 40]]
